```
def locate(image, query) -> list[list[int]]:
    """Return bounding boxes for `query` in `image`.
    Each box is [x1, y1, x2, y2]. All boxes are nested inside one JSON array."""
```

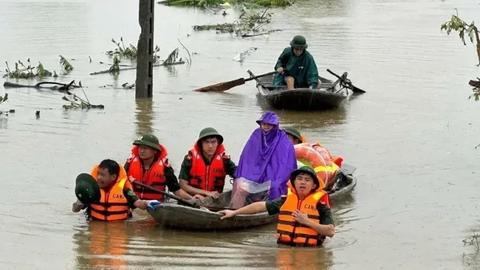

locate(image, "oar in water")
[[326, 69, 366, 94], [193, 71, 276, 92], [132, 181, 201, 208]]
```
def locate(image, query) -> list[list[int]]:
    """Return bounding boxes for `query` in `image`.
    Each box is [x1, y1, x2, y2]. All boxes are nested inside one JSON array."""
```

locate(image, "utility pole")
[[135, 0, 154, 99]]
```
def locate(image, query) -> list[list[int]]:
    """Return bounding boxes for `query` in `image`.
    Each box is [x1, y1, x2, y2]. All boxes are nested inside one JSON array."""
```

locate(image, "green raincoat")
[[273, 47, 319, 88]]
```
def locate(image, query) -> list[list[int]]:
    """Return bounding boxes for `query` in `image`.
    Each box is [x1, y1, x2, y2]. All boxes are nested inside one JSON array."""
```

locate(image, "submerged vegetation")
[[158, 0, 293, 8], [4, 59, 54, 79], [0, 93, 7, 104], [193, 8, 278, 37], [60, 81, 104, 110], [92, 46, 184, 76], [106, 38, 138, 60], [106, 37, 162, 63], [4, 55, 75, 79], [441, 12, 480, 65], [441, 11, 480, 100], [469, 79, 480, 100], [59, 55, 74, 74]]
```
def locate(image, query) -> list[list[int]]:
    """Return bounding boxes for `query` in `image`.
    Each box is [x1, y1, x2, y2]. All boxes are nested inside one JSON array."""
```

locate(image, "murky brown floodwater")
[[1, 0, 480, 269]]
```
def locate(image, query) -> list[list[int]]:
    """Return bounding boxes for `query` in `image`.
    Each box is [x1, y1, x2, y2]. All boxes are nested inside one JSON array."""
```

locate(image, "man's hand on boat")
[[187, 195, 204, 207], [205, 191, 221, 199], [133, 200, 161, 211], [218, 209, 237, 219]]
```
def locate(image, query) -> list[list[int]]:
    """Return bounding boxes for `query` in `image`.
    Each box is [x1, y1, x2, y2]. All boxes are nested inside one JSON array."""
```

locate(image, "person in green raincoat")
[[273, 35, 319, 90]]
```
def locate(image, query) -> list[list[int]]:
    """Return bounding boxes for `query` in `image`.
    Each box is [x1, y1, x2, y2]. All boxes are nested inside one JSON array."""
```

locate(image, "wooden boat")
[[148, 170, 357, 230], [249, 70, 351, 110]]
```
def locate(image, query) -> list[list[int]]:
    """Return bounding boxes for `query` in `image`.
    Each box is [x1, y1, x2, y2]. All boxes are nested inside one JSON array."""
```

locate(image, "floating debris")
[[3, 81, 82, 91], [0, 94, 13, 117], [91, 48, 185, 76], [233, 47, 257, 62], [469, 79, 480, 101], [122, 82, 135, 89], [59, 55, 74, 74], [158, 0, 224, 8], [193, 8, 280, 37], [35, 110, 40, 119], [158, 0, 293, 8], [62, 89, 104, 110], [0, 93, 8, 103]]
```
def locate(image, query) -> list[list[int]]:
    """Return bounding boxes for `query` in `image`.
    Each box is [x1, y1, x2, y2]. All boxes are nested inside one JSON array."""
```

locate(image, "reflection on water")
[[277, 107, 347, 128], [134, 99, 154, 136], [74, 222, 129, 269], [276, 247, 333, 270]]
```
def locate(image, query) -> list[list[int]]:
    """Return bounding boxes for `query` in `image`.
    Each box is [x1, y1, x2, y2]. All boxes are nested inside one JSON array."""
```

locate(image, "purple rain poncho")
[[235, 111, 297, 199]]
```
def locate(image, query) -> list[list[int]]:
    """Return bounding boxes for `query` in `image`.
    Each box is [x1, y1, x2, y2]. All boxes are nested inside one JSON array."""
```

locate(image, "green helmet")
[[290, 35, 308, 49], [75, 173, 100, 205], [290, 166, 319, 188], [133, 134, 161, 151], [197, 127, 223, 145], [284, 127, 303, 143]]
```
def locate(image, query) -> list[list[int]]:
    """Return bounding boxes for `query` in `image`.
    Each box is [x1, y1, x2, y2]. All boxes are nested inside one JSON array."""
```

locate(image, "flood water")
[[1, 0, 480, 269]]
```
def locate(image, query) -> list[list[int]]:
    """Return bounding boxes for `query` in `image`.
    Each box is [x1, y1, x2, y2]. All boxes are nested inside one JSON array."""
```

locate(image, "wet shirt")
[[274, 47, 319, 88], [178, 154, 237, 181], [265, 196, 333, 225]]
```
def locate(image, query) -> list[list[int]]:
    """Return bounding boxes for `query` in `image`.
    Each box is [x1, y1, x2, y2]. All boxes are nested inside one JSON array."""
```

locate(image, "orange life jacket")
[[294, 143, 340, 189], [188, 144, 227, 193], [277, 184, 328, 247], [89, 166, 131, 221], [126, 144, 169, 201]]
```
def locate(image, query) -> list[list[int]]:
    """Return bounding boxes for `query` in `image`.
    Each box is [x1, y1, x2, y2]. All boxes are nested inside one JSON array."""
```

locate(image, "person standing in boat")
[[178, 127, 237, 199], [220, 166, 335, 247], [273, 35, 319, 90], [72, 159, 158, 221], [230, 111, 297, 208], [124, 134, 198, 203]]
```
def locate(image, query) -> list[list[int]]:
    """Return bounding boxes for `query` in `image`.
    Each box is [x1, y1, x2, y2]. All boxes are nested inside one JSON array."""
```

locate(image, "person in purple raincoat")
[[231, 111, 297, 208]]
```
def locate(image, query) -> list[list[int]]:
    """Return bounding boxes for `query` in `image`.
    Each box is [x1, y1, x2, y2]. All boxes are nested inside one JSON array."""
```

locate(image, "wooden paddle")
[[326, 69, 366, 94], [132, 181, 200, 208], [193, 71, 276, 92]]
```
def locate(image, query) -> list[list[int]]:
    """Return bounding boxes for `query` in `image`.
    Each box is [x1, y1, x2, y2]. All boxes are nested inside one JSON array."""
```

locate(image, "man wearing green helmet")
[[179, 127, 236, 199], [273, 35, 319, 90], [219, 166, 335, 247]]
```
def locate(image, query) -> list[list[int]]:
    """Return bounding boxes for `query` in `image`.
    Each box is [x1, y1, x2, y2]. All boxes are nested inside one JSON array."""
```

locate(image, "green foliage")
[[109, 55, 120, 74], [159, 0, 293, 8], [441, 11, 480, 65], [36, 63, 53, 78], [106, 37, 137, 60], [234, 0, 293, 7], [4, 59, 54, 79], [59, 55, 74, 74], [159, 0, 224, 8], [0, 93, 8, 104], [194, 8, 273, 36]]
